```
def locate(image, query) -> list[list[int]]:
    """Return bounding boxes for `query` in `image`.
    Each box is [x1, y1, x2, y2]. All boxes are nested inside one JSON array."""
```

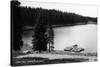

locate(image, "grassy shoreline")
[[11, 51, 97, 66]]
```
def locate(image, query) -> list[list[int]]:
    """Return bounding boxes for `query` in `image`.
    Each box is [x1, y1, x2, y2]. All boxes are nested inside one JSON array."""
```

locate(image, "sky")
[[19, 0, 97, 17]]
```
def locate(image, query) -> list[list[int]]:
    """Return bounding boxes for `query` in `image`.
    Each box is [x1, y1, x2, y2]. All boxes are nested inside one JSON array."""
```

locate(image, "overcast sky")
[[19, 0, 97, 17]]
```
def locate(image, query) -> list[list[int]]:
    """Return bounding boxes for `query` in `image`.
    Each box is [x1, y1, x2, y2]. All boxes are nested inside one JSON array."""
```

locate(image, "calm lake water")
[[23, 24, 97, 52]]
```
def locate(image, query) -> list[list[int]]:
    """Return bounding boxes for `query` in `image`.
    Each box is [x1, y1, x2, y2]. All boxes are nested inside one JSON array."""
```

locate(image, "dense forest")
[[11, 1, 97, 27], [11, 0, 97, 51]]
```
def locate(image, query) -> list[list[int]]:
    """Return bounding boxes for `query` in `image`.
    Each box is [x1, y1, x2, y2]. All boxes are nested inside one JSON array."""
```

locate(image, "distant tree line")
[[15, 6, 97, 26], [11, 0, 97, 51], [11, 0, 97, 27]]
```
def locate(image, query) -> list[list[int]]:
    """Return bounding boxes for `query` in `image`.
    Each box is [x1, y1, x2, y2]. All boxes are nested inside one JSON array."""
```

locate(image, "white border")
[[0, 0, 100, 67]]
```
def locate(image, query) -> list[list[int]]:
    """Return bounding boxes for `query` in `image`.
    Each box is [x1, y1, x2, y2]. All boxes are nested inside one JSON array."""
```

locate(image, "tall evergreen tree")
[[47, 25, 54, 52], [32, 22, 48, 52], [32, 10, 48, 52]]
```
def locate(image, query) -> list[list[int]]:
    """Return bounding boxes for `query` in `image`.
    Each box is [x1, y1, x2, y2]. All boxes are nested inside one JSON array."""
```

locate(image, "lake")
[[22, 24, 97, 53]]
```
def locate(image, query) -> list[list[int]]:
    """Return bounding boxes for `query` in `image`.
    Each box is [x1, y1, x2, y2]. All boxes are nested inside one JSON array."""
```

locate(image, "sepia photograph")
[[11, 0, 98, 66]]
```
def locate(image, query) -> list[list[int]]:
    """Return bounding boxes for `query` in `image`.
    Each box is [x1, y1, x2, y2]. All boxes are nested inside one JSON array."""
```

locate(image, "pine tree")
[[47, 25, 54, 52], [32, 22, 48, 52]]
